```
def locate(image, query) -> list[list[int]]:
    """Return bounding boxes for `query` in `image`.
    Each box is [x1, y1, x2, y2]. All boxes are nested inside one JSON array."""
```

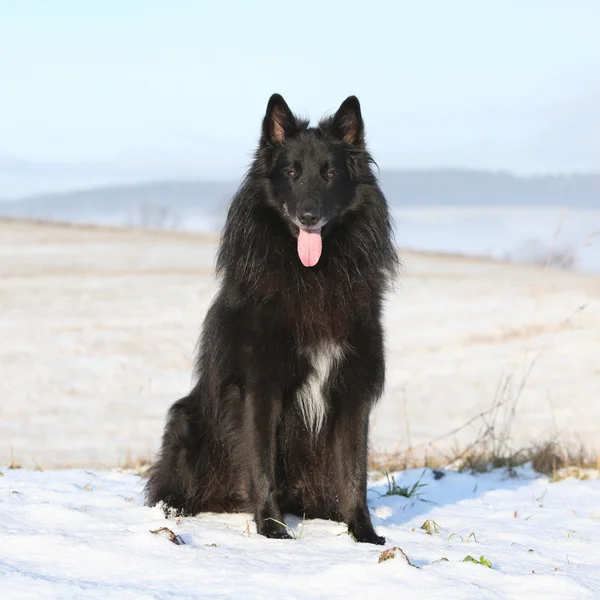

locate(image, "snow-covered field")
[[391, 207, 600, 275], [1, 219, 598, 467], [2, 218, 600, 598], [2, 466, 600, 599]]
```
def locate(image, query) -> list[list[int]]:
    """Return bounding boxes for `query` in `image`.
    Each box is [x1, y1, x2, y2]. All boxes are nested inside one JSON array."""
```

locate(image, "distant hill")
[[0, 155, 166, 199], [0, 180, 238, 229], [0, 179, 236, 214], [378, 170, 600, 208], [0, 170, 598, 229], [0, 156, 42, 174]]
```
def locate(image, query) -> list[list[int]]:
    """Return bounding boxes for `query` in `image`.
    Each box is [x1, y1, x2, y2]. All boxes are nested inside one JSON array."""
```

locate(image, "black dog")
[[145, 94, 399, 545]]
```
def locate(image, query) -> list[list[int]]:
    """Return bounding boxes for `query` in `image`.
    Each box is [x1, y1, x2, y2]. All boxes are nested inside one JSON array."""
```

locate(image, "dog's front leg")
[[332, 402, 385, 545], [331, 330, 386, 545], [243, 384, 290, 539]]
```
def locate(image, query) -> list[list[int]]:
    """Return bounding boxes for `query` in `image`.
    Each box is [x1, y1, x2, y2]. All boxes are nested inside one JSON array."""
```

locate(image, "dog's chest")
[[296, 343, 344, 434]]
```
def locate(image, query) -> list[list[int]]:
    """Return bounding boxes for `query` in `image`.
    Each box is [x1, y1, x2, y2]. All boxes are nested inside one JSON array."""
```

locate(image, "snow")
[[391, 207, 600, 275], [1, 466, 599, 599], [1, 219, 600, 598]]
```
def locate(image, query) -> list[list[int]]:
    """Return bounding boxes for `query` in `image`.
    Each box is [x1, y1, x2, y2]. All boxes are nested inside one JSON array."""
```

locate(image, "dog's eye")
[[287, 170, 296, 179], [327, 171, 336, 180]]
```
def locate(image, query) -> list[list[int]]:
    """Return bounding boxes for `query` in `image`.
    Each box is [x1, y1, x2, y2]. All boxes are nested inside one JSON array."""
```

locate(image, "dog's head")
[[256, 94, 373, 267]]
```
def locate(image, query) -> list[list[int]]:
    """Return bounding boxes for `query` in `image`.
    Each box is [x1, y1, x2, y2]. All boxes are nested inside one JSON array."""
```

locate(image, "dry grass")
[[378, 546, 417, 566], [118, 449, 152, 476], [369, 366, 599, 479], [369, 359, 598, 480], [369, 439, 598, 481], [7, 448, 22, 470], [369, 429, 599, 481], [149, 527, 185, 545], [369, 288, 598, 481]]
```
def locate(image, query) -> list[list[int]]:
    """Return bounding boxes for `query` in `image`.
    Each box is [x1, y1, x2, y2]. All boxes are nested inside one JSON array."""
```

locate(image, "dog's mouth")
[[283, 206, 328, 268]]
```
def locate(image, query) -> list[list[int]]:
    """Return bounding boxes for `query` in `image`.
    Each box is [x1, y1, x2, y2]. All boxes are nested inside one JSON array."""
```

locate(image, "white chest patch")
[[296, 343, 344, 434]]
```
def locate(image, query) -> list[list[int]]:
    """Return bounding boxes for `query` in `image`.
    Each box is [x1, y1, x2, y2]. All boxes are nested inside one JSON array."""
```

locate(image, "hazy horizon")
[[2, 0, 600, 181]]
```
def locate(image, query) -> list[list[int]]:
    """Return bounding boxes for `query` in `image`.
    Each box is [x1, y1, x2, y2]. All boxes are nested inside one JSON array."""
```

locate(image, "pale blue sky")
[[1, 0, 599, 178]]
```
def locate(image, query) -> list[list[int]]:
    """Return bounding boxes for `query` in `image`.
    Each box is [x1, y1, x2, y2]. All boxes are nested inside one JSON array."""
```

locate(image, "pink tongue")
[[297, 229, 322, 267]]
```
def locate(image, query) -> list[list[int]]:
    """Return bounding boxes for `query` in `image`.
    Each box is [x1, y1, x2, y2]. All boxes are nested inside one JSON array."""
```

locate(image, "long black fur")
[[145, 94, 399, 544]]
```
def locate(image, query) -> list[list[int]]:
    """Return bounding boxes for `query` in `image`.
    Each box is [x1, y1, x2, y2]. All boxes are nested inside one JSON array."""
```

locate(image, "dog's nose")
[[298, 210, 320, 227]]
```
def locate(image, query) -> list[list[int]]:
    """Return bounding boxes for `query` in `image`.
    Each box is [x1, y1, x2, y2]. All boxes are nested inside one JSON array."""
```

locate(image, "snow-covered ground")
[[2, 219, 600, 598], [2, 466, 600, 599], [1, 219, 599, 468]]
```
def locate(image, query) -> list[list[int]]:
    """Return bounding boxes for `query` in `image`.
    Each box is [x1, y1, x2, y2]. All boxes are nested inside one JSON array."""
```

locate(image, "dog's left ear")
[[332, 96, 364, 147], [261, 93, 296, 145]]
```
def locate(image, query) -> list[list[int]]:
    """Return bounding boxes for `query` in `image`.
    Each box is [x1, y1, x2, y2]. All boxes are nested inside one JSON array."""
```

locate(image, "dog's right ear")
[[261, 94, 296, 145]]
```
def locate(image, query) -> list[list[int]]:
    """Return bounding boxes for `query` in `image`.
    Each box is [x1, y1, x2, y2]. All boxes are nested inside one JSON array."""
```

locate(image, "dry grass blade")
[[8, 448, 21, 470], [378, 546, 418, 567], [420, 520, 440, 535], [150, 527, 185, 545], [120, 449, 152, 476], [582, 230, 600, 246]]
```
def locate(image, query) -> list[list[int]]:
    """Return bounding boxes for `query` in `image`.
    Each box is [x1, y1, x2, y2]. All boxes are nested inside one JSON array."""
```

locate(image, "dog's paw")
[[349, 522, 386, 545], [355, 531, 386, 545], [264, 528, 293, 540], [257, 517, 293, 540]]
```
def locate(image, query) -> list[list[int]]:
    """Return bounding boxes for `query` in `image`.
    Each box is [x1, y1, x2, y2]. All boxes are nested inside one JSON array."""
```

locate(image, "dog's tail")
[[144, 391, 244, 515], [144, 395, 199, 514]]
